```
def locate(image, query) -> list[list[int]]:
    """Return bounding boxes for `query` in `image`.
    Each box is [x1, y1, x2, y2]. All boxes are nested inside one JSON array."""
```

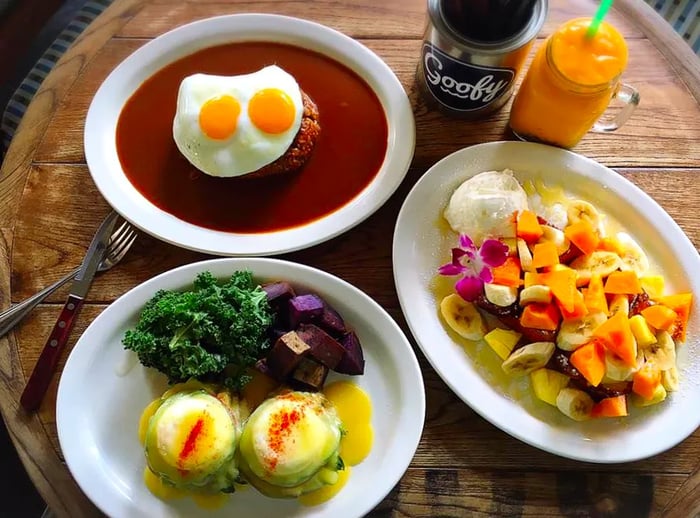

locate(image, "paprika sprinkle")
[[265, 406, 303, 471], [178, 417, 205, 468]]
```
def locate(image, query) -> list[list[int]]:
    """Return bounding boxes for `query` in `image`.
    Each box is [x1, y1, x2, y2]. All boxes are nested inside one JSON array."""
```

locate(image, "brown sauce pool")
[[116, 42, 389, 233]]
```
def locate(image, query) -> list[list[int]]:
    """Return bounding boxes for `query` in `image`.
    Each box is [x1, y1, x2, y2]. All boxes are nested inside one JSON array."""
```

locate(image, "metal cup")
[[417, 0, 548, 119]]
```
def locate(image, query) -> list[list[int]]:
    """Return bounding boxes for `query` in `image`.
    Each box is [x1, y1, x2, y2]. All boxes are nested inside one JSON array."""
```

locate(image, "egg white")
[[172, 65, 304, 178]]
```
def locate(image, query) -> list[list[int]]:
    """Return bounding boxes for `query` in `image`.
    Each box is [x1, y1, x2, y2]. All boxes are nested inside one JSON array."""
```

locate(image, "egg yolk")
[[199, 95, 240, 140], [248, 88, 296, 134]]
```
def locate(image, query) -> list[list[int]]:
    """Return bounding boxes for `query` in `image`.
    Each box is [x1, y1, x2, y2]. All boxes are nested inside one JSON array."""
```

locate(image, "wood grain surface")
[[0, 0, 699, 517]]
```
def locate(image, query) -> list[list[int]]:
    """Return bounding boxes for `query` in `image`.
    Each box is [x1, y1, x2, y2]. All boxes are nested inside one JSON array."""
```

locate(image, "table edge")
[[0, 1, 699, 517]]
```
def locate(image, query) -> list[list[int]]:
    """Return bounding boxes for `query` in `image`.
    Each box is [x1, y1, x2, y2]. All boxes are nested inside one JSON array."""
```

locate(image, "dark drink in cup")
[[442, 0, 538, 42], [417, 0, 548, 119]]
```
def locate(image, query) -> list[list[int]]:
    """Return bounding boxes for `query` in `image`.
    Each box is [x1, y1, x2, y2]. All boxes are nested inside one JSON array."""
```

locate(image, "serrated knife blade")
[[20, 210, 120, 411]]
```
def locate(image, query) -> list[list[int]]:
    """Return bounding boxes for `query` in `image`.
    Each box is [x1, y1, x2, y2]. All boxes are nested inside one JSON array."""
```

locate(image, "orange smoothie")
[[509, 18, 629, 148]]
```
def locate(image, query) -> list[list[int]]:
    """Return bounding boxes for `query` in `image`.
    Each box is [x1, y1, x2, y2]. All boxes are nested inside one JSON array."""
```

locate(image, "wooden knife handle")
[[20, 294, 85, 412]]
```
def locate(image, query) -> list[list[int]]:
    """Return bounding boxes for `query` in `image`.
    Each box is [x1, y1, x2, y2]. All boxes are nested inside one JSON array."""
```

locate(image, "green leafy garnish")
[[122, 270, 272, 389]]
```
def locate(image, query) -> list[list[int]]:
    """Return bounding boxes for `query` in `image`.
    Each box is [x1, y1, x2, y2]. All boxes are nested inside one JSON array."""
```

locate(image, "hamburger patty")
[[246, 91, 321, 179]]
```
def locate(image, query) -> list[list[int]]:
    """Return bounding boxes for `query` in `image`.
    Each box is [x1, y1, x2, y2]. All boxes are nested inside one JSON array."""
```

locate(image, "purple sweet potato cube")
[[335, 331, 365, 375], [287, 294, 324, 328], [296, 323, 346, 369], [317, 303, 347, 337], [263, 282, 296, 306]]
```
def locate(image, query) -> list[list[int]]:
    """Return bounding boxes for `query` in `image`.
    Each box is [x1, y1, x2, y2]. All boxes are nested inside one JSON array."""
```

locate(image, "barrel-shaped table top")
[[1, 0, 699, 516]]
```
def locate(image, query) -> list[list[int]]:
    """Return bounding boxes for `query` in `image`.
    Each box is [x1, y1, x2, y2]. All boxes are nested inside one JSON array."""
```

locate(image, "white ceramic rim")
[[84, 14, 415, 256], [57, 257, 425, 517], [392, 141, 700, 463]]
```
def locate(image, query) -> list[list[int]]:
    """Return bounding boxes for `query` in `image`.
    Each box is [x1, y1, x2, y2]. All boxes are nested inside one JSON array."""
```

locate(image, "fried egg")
[[172, 65, 304, 178]]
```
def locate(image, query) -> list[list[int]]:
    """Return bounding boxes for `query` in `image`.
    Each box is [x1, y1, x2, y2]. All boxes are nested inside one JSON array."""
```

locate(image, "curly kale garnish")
[[122, 270, 272, 389]]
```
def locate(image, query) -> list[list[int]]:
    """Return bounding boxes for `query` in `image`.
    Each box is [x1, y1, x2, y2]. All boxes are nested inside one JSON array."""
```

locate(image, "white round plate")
[[57, 258, 425, 518], [393, 141, 700, 463], [84, 14, 415, 256]]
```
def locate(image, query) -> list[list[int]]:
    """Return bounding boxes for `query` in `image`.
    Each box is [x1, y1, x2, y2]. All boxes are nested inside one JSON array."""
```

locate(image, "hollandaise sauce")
[[299, 381, 373, 506], [142, 467, 231, 510]]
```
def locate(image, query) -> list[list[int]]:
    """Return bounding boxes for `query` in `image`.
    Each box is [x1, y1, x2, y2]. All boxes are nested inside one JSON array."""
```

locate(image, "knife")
[[20, 211, 120, 411]]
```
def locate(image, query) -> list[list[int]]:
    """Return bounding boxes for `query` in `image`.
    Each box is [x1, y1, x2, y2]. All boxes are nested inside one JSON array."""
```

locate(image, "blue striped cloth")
[[645, 0, 700, 53], [0, 0, 113, 156]]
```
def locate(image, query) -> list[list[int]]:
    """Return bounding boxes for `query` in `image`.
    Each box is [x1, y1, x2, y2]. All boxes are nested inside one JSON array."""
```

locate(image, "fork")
[[0, 220, 137, 338]]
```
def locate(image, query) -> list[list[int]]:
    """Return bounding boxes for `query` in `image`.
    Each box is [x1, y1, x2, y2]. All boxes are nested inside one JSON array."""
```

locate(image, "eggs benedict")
[[143, 386, 245, 493], [238, 390, 343, 498]]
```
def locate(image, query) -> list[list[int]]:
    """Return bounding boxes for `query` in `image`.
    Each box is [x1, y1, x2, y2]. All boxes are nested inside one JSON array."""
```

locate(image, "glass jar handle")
[[593, 83, 640, 132]]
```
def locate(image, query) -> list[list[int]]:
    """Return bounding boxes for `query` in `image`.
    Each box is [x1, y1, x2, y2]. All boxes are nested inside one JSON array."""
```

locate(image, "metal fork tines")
[[103, 220, 138, 270], [0, 218, 137, 338]]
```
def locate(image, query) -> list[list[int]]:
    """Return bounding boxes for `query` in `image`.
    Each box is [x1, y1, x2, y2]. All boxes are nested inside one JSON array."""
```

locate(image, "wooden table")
[[1, 0, 699, 516]]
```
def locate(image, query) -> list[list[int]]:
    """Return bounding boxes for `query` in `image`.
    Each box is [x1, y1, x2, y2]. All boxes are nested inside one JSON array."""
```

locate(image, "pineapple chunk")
[[629, 314, 657, 348], [632, 384, 667, 407], [524, 271, 540, 288], [531, 368, 570, 406], [639, 275, 665, 300], [501, 237, 517, 256], [484, 328, 522, 360]]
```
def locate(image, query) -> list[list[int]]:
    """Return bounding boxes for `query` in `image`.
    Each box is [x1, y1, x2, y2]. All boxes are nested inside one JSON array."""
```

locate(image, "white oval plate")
[[84, 14, 415, 256], [393, 141, 700, 463], [57, 258, 425, 517]]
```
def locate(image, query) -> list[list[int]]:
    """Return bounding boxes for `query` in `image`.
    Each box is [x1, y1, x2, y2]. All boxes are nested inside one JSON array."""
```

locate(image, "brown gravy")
[[116, 42, 388, 233]]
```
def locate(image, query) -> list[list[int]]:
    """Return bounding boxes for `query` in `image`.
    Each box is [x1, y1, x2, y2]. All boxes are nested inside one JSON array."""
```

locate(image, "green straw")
[[586, 0, 614, 38]]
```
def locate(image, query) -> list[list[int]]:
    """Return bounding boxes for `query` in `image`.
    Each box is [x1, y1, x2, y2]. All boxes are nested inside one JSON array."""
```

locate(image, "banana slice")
[[643, 330, 676, 370], [556, 312, 608, 351], [604, 351, 640, 381], [567, 200, 601, 229], [539, 225, 570, 255], [501, 341, 555, 376], [608, 294, 630, 317], [440, 294, 486, 341], [484, 283, 518, 307], [616, 232, 650, 276], [570, 251, 622, 287], [519, 285, 552, 305], [661, 366, 680, 392], [556, 388, 594, 421], [517, 238, 534, 272]]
